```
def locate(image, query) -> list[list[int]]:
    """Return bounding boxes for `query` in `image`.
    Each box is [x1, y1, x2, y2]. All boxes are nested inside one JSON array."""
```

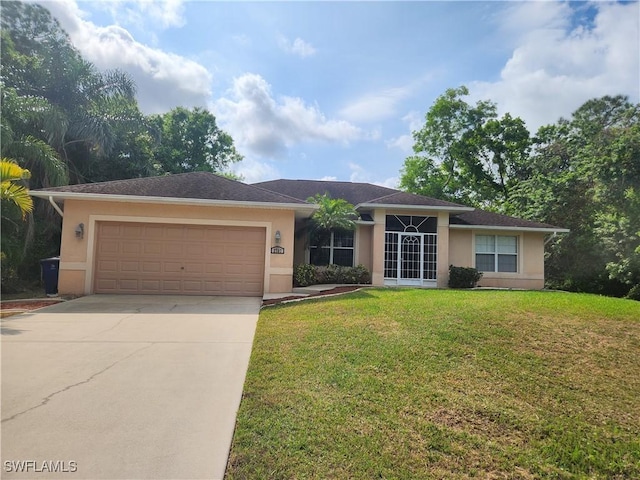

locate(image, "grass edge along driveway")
[[227, 289, 640, 479]]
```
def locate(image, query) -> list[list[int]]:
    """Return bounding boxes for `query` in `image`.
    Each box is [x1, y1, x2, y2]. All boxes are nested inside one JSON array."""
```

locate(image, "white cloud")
[[87, 0, 186, 29], [386, 111, 423, 153], [319, 176, 338, 181], [340, 86, 412, 123], [348, 162, 398, 189], [231, 157, 279, 184], [215, 73, 367, 158], [472, 1, 639, 132], [39, 0, 211, 114], [277, 35, 317, 58]]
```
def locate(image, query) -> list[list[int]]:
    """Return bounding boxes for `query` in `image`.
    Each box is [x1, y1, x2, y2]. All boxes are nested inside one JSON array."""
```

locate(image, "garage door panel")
[[142, 262, 161, 273], [204, 229, 225, 241], [204, 262, 223, 274], [164, 262, 183, 273], [122, 225, 143, 237], [185, 228, 205, 240], [145, 226, 164, 238], [184, 245, 205, 257], [164, 243, 183, 256], [122, 242, 141, 255], [99, 241, 119, 255], [96, 278, 117, 290], [184, 263, 204, 274], [121, 261, 141, 272], [166, 227, 184, 239], [100, 224, 121, 237], [161, 280, 181, 292], [119, 279, 139, 291], [140, 280, 161, 291], [95, 222, 265, 296], [97, 260, 118, 272], [144, 242, 163, 255], [206, 245, 225, 256], [245, 245, 265, 258]]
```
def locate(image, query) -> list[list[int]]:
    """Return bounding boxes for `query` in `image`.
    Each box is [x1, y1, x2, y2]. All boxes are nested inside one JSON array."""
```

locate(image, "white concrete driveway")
[[1, 295, 261, 480]]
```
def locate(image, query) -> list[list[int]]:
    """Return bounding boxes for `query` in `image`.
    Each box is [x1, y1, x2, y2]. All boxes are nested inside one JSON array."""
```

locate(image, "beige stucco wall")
[[371, 209, 386, 286], [448, 229, 546, 289], [354, 224, 373, 271], [57, 199, 297, 295]]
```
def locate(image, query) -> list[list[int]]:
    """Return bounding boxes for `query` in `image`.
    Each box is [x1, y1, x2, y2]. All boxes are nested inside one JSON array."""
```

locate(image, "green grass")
[[226, 289, 640, 479]]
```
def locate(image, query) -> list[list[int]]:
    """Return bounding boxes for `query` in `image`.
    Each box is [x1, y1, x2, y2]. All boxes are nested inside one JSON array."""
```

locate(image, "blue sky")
[[39, 0, 639, 185]]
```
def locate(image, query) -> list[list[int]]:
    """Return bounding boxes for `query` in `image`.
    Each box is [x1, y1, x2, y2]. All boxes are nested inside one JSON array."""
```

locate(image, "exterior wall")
[[448, 229, 473, 267], [57, 199, 297, 295], [371, 209, 387, 286], [354, 224, 373, 271], [436, 212, 450, 288], [448, 229, 546, 289]]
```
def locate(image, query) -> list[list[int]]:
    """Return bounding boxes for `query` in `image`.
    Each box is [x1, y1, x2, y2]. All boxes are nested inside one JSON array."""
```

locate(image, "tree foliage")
[[1, 159, 33, 219], [307, 194, 358, 233], [400, 86, 531, 210], [510, 96, 640, 295], [305, 194, 358, 259], [401, 88, 640, 297], [151, 107, 242, 174]]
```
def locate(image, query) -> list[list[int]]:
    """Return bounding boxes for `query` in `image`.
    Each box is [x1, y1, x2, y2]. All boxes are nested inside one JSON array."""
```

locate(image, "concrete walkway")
[[1, 295, 260, 480]]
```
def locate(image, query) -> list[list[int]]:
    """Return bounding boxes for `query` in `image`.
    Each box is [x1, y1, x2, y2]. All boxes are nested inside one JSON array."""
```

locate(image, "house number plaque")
[[270, 246, 285, 254]]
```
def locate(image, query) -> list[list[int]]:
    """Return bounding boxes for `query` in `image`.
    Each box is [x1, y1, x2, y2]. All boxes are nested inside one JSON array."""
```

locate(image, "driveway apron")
[[1, 295, 261, 480]]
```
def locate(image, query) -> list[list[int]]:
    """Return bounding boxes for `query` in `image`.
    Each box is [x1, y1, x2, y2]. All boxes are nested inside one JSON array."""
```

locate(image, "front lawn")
[[227, 289, 640, 479]]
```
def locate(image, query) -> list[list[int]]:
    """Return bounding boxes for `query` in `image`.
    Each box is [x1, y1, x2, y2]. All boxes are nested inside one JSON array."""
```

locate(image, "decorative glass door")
[[384, 215, 438, 286], [399, 234, 422, 284]]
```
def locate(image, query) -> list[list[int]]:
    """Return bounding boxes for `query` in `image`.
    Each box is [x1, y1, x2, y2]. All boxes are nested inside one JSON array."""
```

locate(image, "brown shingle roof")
[[254, 179, 469, 209], [33, 172, 308, 205]]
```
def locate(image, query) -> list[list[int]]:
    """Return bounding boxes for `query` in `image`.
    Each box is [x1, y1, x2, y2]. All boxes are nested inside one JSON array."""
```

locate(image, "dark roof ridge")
[[32, 171, 219, 192]]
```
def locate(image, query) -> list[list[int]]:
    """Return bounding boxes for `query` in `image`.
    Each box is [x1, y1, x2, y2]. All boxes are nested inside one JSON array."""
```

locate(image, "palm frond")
[[3, 137, 69, 186], [0, 158, 31, 182], [1, 180, 34, 218]]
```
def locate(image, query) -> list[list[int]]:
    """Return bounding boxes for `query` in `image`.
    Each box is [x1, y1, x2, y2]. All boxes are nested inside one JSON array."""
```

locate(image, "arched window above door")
[[385, 215, 437, 233]]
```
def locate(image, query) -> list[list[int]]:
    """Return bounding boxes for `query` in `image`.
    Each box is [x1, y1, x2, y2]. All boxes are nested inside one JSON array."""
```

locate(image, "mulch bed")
[[262, 285, 364, 307], [0, 299, 63, 311]]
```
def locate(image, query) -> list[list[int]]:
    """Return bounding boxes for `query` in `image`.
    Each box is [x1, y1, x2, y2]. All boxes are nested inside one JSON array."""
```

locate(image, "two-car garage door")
[[94, 222, 265, 296]]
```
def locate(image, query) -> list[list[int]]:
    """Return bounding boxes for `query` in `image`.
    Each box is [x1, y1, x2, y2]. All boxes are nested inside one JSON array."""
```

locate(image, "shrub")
[[294, 264, 318, 287], [626, 284, 640, 301], [317, 264, 346, 284], [448, 265, 483, 289], [351, 264, 372, 284], [295, 264, 371, 286]]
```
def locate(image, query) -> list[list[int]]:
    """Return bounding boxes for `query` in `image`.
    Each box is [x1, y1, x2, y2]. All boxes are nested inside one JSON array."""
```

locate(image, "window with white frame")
[[309, 230, 354, 266], [475, 235, 518, 273]]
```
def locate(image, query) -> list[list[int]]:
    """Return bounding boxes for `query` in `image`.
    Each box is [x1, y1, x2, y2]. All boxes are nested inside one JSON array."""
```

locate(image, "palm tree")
[[306, 194, 358, 263], [1, 158, 33, 218], [307, 194, 358, 232]]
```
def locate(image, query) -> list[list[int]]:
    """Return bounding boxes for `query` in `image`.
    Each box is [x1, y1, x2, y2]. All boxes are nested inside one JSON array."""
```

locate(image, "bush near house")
[[294, 264, 371, 287], [448, 265, 483, 288]]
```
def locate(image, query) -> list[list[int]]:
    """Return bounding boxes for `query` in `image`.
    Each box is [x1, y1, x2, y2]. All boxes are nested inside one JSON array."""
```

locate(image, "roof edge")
[[356, 202, 474, 212], [30, 191, 317, 212], [449, 224, 570, 233]]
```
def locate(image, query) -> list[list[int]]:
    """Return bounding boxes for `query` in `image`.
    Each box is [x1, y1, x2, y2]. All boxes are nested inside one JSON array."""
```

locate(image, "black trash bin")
[[40, 257, 60, 296]]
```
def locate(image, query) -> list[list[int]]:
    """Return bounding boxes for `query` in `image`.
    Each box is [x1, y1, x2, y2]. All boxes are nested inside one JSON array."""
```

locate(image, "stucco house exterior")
[[31, 172, 568, 297]]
